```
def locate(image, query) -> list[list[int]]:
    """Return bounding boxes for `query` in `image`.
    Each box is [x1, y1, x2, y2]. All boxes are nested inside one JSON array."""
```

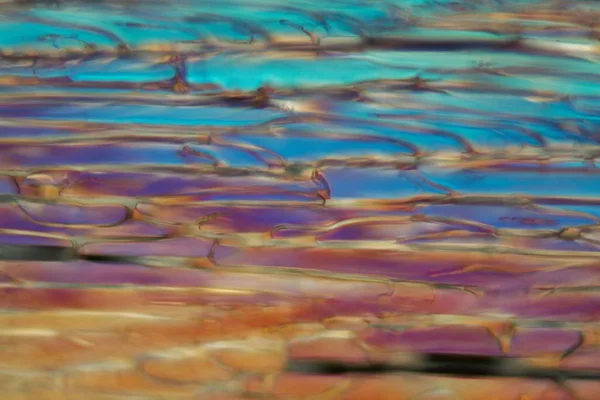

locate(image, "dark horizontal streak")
[[78, 254, 151, 265], [0, 36, 550, 63], [0, 244, 188, 268], [0, 244, 148, 264], [363, 36, 519, 51], [0, 245, 75, 261], [288, 353, 600, 380]]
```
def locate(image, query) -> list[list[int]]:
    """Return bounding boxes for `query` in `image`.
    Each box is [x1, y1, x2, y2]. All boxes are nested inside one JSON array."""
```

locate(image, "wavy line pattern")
[[1, 0, 600, 399]]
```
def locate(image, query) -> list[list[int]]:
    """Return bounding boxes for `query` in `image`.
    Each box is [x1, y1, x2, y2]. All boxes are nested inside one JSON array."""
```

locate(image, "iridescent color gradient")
[[0, 0, 600, 399]]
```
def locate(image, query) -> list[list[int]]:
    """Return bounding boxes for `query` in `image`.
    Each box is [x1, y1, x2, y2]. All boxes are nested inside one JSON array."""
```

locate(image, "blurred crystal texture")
[[0, 0, 599, 398]]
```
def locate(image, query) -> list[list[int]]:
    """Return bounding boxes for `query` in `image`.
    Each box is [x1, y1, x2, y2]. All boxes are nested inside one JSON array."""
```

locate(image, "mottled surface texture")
[[1, 0, 600, 399]]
